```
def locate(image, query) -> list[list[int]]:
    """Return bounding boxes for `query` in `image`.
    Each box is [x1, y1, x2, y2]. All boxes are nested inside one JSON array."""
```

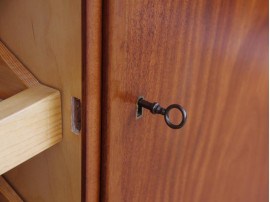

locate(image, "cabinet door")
[[101, 0, 268, 202]]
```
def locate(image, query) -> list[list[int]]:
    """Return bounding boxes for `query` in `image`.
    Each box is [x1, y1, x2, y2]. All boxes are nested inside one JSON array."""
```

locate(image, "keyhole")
[[136, 96, 144, 119]]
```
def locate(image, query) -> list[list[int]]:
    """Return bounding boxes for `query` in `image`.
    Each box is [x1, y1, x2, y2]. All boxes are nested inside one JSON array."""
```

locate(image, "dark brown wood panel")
[[101, 0, 268, 202], [82, 0, 102, 201]]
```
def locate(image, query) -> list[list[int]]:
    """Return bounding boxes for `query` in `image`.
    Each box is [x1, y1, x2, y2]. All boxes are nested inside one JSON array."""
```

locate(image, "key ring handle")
[[164, 104, 187, 129], [137, 97, 187, 130]]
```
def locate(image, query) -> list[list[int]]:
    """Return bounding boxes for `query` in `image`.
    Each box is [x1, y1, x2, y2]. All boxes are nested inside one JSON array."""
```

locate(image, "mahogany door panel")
[[101, 0, 268, 202]]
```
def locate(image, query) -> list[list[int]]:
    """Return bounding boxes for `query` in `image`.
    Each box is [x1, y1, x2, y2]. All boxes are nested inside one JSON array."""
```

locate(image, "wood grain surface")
[[0, 85, 62, 175], [101, 0, 269, 202], [0, 41, 39, 88], [0, 40, 62, 176], [0, 61, 25, 99], [0, 1, 82, 201], [0, 176, 23, 202], [0, 40, 39, 99], [82, 0, 102, 201]]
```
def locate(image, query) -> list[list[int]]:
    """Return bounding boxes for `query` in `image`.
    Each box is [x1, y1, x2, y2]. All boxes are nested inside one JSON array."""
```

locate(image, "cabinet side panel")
[[0, 1, 82, 201]]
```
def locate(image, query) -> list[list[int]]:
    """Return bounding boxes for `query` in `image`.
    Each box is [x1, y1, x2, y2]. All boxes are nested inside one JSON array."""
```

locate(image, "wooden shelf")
[[0, 40, 62, 175]]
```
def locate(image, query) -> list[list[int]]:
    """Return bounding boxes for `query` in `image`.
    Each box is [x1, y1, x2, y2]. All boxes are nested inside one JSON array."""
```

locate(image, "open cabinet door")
[[100, 0, 268, 202]]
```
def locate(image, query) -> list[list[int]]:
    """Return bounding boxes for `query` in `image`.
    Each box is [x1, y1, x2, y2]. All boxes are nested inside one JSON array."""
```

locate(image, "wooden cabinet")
[[0, 0, 268, 201]]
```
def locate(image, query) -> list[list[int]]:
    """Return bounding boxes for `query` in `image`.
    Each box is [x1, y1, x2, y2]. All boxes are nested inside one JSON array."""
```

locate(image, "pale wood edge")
[[0, 176, 23, 202], [0, 85, 63, 175], [0, 40, 39, 88]]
